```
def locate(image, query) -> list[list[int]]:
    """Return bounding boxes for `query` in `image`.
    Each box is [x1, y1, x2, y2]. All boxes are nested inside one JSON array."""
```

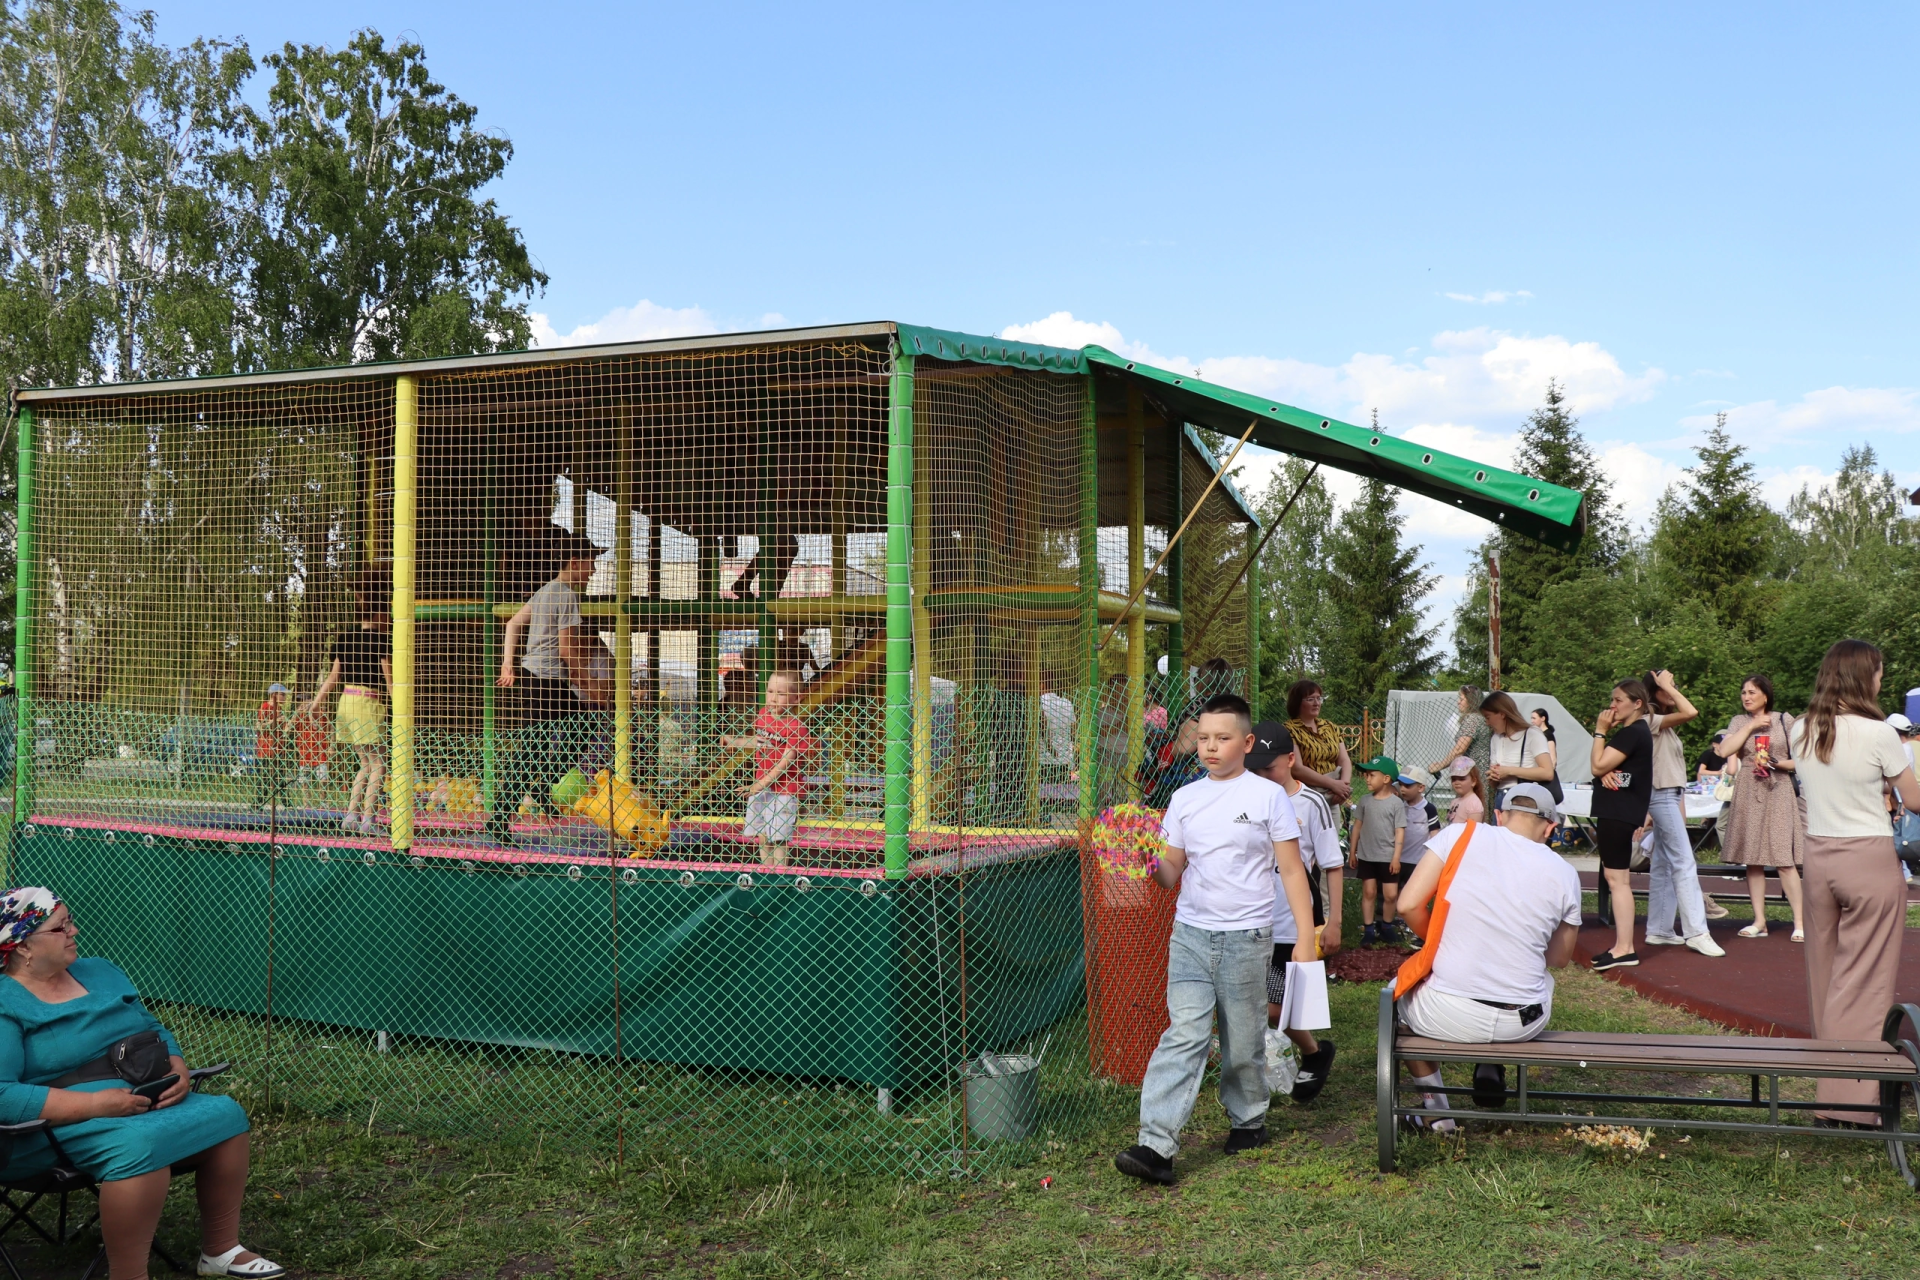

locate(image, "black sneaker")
[[1223, 1125, 1268, 1154], [1472, 1062, 1507, 1109], [1114, 1144, 1176, 1184], [1291, 1040, 1337, 1104], [1591, 950, 1639, 971], [1361, 923, 1380, 947]]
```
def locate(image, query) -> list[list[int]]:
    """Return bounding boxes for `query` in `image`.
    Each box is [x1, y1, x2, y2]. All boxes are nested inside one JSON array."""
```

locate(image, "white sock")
[[1413, 1071, 1456, 1131]]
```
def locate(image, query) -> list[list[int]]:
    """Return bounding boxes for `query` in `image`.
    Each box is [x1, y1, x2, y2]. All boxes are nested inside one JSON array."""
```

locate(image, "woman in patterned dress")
[[1717, 673, 1806, 941]]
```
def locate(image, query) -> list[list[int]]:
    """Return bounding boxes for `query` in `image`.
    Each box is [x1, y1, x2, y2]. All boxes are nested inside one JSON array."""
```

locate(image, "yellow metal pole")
[[614, 409, 634, 784], [911, 436, 932, 830], [390, 375, 418, 850], [1126, 390, 1147, 802]]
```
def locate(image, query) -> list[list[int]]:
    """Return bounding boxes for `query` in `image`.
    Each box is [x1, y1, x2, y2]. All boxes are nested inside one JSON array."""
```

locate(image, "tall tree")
[[228, 30, 546, 367], [1784, 444, 1920, 577], [1649, 414, 1775, 633], [1252, 456, 1337, 709], [1453, 380, 1624, 678], [1322, 476, 1440, 707]]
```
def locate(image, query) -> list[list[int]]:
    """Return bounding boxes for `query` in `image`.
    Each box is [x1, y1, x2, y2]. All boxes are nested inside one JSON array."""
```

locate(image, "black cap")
[[1247, 721, 1294, 770]]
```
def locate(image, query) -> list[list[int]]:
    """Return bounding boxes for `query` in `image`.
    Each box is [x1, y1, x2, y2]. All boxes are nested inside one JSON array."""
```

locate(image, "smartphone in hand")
[[131, 1074, 179, 1102]]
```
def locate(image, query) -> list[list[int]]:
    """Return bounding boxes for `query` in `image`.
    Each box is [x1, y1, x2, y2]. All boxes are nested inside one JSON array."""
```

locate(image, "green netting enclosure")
[[7, 322, 1583, 1175]]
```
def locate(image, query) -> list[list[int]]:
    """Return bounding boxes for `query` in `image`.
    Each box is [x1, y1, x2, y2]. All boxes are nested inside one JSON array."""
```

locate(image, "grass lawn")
[[3, 965, 1912, 1278]]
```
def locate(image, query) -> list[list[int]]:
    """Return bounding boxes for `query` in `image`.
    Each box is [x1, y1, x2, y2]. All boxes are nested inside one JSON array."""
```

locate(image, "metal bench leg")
[[1377, 985, 1398, 1173], [1881, 1004, 1920, 1192]]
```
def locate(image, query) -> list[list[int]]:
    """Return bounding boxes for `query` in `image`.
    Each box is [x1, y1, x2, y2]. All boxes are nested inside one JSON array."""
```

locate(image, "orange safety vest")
[[1393, 821, 1477, 1000]]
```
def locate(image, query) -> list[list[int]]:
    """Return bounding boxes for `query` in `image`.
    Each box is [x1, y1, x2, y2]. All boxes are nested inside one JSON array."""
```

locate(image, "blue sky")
[[159, 1, 1920, 647]]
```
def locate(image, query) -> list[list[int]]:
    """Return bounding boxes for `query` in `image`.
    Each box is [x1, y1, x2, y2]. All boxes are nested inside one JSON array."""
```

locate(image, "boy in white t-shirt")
[[1249, 722, 1344, 1103], [1114, 695, 1319, 1186]]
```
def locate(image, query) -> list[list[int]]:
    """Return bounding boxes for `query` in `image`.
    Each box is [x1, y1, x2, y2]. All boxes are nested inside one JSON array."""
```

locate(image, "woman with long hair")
[[1530, 707, 1559, 774], [1588, 679, 1657, 971], [1428, 685, 1491, 817], [1284, 680, 1352, 804], [1481, 691, 1556, 815], [1717, 674, 1806, 940], [1792, 641, 1920, 1125], [1637, 669, 1723, 956]]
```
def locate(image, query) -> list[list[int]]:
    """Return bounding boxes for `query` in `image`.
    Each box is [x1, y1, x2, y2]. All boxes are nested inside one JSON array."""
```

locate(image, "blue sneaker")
[[1361, 923, 1380, 947]]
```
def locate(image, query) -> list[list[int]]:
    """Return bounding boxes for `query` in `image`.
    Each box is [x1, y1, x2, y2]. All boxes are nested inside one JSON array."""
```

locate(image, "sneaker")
[[1644, 932, 1686, 946], [1114, 1144, 1176, 1185], [1685, 933, 1727, 957], [1291, 1040, 1336, 1104], [1223, 1125, 1268, 1154], [1703, 898, 1730, 919], [1472, 1062, 1507, 1109], [1361, 923, 1380, 947], [1395, 922, 1422, 947], [1591, 950, 1639, 971]]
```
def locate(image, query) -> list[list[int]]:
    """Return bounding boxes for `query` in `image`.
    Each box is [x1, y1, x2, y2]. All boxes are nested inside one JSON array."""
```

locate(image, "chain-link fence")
[[8, 327, 1262, 1176]]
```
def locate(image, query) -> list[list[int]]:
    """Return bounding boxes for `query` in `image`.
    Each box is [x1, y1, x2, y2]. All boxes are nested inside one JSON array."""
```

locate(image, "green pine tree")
[[1252, 457, 1337, 713], [1453, 380, 1624, 679], [1323, 476, 1440, 707], [1649, 414, 1777, 634]]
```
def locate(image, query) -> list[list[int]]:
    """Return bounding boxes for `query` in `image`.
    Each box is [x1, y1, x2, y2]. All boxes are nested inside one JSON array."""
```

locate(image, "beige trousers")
[[1802, 833, 1904, 1122]]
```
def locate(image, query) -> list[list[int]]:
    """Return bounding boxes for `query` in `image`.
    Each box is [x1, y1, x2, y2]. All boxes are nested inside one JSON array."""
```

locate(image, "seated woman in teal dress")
[[0, 888, 283, 1280]]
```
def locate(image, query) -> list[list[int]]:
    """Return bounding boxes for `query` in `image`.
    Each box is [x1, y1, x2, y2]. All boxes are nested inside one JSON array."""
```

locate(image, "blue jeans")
[[1137, 920, 1273, 1158], [1645, 787, 1707, 940]]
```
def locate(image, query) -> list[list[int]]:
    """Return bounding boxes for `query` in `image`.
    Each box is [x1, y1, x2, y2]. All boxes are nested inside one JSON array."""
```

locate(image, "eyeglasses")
[[31, 916, 75, 938]]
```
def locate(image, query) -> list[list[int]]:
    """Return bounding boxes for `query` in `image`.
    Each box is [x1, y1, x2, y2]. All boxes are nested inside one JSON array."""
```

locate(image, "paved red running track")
[[1574, 875, 1920, 1036]]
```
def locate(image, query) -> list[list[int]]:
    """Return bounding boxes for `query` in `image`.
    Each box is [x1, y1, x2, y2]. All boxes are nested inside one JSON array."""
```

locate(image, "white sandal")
[[1736, 923, 1768, 939], [198, 1246, 287, 1277]]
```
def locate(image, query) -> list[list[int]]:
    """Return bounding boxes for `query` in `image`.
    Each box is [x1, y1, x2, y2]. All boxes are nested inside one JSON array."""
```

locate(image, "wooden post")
[[1487, 551, 1502, 692]]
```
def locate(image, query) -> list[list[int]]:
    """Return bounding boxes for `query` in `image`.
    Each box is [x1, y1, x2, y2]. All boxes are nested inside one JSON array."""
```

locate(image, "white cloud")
[[529, 298, 718, 348], [1444, 289, 1533, 304], [1598, 443, 1688, 529], [1681, 386, 1920, 449], [999, 312, 1176, 366]]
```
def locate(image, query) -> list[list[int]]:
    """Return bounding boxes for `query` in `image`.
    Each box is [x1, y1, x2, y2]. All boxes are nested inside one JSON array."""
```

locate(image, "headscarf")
[[0, 888, 61, 966]]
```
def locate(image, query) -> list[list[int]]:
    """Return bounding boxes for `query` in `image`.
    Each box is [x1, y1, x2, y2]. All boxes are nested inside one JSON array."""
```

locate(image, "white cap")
[[1890, 713, 1915, 734], [1499, 781, 1561, 824]]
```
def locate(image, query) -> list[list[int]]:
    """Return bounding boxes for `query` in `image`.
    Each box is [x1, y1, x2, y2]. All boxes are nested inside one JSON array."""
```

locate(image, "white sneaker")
[[1686, 933, 1727, 957], [1644, 933, 1686, 946], [198, 1246, 287, 1277]]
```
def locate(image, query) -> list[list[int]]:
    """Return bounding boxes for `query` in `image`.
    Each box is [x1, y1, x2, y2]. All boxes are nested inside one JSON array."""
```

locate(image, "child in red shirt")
[[720, 670, 815, 866]]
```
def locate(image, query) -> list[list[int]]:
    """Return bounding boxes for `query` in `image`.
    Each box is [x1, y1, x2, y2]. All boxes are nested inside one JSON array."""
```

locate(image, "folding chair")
[[0, 1065, 230, 1280]]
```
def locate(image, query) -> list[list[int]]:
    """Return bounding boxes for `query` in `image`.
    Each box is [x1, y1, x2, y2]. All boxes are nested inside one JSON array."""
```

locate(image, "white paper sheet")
[[1280, 960, 1330, 1031]]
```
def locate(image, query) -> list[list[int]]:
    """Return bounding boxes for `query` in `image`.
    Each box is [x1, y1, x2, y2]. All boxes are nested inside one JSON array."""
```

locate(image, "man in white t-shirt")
[[1395, 783, 1583, 1124], [1249, 722, 1345, 1104], [1114, 695, 1318, 1186]]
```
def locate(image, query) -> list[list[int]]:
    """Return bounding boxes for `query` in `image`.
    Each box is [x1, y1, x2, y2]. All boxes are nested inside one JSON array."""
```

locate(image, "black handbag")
[[48, 1030, 171, 1089]]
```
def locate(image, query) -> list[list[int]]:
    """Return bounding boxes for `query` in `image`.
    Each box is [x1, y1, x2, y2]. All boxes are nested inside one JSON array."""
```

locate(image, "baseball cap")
[[1890, 713, 1915, 735], [1247, 721, 1294, 770], [1356, 754, 1399, 778], [1448, 756, 1476, 777], [1397, 765, 1434, 788], [1499, 781, 1561, 824]]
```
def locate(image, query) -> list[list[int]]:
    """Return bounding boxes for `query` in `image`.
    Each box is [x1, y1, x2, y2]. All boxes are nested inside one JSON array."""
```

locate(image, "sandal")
[[198, 1246, 287, 1278], [1791, 928, 1805, 943], [1737, 923, 1768, 939]]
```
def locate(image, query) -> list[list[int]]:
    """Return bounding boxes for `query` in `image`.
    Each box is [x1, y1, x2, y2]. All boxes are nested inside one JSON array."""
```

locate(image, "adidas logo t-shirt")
[[1158, 770, 1301, 931]]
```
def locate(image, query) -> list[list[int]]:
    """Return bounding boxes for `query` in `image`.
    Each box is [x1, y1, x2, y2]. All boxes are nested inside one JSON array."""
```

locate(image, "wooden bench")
[[1376, 986, 1920, 1186]]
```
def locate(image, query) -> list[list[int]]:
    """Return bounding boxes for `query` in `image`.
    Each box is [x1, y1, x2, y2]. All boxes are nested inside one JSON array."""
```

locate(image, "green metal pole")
[[481, 418, 498, 816], [1166, 427, 1184, 709], [883, 349, 915, 879], [13, 405, 33, 827], [1077, 376, 1099, 824]]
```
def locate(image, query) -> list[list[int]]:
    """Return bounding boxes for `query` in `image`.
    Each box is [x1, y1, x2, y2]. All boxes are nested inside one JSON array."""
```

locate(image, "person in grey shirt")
[[491, 530, 606, 841]]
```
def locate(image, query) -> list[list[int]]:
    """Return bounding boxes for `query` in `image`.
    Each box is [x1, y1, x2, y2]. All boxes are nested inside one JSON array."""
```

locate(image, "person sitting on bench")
[[1395, 783, 1583, 1128]]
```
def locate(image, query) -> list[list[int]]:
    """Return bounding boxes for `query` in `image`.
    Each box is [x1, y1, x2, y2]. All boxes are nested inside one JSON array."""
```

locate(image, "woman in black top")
[[1588, 678, 1655, 971]]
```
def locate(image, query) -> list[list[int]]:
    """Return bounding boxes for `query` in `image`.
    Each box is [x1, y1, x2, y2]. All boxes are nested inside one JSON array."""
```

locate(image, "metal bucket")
[[963, 1054, 1040, 1141]]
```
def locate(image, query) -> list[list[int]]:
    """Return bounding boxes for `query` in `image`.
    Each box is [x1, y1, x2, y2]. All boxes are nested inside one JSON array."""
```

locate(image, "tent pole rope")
[[1096, 418, 1259, 655], [1181, 461, 1320, 660]]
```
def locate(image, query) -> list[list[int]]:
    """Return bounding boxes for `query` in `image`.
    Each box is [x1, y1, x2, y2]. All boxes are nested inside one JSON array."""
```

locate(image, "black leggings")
[[1596, 816, 1640, 871], [502, 676, 591, 818]]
